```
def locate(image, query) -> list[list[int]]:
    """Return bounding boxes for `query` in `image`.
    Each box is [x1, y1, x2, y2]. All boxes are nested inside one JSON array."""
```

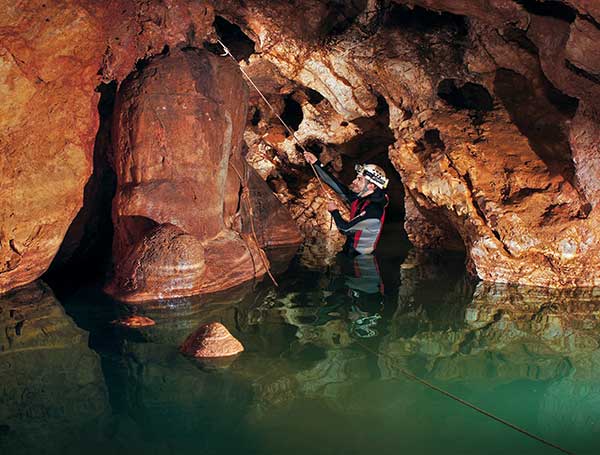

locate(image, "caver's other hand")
[[327, 201, 337, 212], [303, 151, 317, 164]]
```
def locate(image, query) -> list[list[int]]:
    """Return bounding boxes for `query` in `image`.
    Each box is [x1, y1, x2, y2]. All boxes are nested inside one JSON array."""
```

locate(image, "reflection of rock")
[[381, 278, 600, 383], [114, 280, 257, 346], [0, 281, 109, 453], [112, 315, 156, 328], [180, 322, 244, 358]]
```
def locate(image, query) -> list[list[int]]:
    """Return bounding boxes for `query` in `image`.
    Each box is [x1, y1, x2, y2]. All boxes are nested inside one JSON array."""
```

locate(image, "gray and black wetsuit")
[[313, 160, 389, 255]]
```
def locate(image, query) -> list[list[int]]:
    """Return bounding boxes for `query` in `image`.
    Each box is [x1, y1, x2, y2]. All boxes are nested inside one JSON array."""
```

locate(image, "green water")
[[1, 239, 600, 454]]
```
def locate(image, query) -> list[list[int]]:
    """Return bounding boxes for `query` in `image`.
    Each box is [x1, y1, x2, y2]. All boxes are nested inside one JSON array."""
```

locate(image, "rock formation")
[[0, 0, 215, 293], [180, 321, 244, 358], [216, 0, 600, 287], [2, 0, 600, 293], [105, 49, 272, 301]]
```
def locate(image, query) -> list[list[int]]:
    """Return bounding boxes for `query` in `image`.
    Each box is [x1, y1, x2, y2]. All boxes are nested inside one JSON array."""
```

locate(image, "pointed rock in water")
[[180, 322, 244, 358], [112, 315, 156, 328]]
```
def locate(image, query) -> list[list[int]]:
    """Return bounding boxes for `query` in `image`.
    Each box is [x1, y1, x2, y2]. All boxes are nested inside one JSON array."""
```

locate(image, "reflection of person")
[[304, 152, 389, 255], [320, 253, 384, 338]]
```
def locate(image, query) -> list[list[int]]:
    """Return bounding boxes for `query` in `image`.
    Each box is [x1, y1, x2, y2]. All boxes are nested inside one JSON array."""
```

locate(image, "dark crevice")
[[542, 70, 580, 116], [385, 4, 468, 36], [320, 0, 368, 38], [502, 186, 548, 205], [580, 13, 600, 30], [304, 140, 323, 155], [437, 79, 494, 111], [251, 107, 261, 126], [424, 129, 446, 150], [414, 129, 445, 164], [281, 95, 303, 134], [336, 95, 404, 222], [501, 26, 538, 54], [306, 87, 325, 105], [44, 81, 118, 285], [514, 0, 576, 22], [566, 60, 600, 85], [120, 216, 159, 245], [212, 16, 255, 61]]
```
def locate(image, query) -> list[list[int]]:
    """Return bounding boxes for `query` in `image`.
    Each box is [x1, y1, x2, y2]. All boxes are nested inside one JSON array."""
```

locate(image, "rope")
[[354, 339, 575, 455], [219, 34, 572, 455], [217, 39, 331, 200], [229, 160, 279, 287]]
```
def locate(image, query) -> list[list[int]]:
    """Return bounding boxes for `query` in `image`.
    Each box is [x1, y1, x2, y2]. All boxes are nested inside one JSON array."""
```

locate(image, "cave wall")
[[1, 0, 600, 293], [0, 0, 302, 297], [216, 0, 600, 287], [0, 0, 215, 293]]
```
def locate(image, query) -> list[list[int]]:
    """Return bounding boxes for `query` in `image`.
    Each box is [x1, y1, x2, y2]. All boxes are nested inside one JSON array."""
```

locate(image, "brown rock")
[[242, 165, 304, 249], [106, 49, 269, 301], [112, 315, 156, 328], [566, 18, 600, 78], [0, 0, 213, 294], [180, 322, 244, 358]]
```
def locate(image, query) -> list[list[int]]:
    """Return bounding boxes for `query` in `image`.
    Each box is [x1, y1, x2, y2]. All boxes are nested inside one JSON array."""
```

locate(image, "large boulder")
[[106, 49, 271, 301]]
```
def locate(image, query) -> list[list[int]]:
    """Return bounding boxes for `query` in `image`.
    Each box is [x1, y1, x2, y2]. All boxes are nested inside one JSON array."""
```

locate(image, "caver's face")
[[350, 174, 368, 194]]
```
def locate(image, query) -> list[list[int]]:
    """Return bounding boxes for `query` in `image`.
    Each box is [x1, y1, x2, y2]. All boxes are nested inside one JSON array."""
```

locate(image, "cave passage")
[[213, 16, 255, 61]]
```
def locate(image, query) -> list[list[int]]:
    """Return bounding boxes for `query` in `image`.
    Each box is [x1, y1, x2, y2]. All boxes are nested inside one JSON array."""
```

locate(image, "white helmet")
[[355, 163, 389, 189]]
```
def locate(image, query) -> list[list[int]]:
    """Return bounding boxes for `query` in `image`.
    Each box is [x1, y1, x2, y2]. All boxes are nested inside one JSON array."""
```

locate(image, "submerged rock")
[[180, 322, 244, 358], [112, 315, 156, 328]]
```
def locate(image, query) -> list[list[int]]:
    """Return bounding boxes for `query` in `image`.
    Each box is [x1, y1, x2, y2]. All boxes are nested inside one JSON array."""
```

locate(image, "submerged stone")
[[112, 315, 156, 328]]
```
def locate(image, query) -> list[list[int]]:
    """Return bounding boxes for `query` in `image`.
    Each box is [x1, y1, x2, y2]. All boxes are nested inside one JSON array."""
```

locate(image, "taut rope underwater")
[[354, 338, 575, 454]]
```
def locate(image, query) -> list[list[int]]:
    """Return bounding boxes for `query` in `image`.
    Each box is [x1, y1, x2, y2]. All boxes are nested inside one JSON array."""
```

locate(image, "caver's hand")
[[303, 151, 318, 165], [327, 201, 337, 212]]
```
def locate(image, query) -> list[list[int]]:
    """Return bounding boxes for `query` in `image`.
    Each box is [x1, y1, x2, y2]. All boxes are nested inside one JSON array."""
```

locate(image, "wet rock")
[[180, 322, 244, 358], [242, 165, 303, 249], [219, 0, 600, 287], [289, 180, 348, 268], [112, 315, 156, 328]]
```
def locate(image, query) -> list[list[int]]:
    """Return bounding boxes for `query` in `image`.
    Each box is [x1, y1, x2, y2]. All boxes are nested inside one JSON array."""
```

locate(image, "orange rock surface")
[[0, 0, 214, 293], [218, 0, 600, 286], [105, 49, 269, 301], [2, 0, 600, 293]]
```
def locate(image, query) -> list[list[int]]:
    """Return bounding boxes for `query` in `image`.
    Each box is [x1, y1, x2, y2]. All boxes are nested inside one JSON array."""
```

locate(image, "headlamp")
[[354, 163, 389, 189]]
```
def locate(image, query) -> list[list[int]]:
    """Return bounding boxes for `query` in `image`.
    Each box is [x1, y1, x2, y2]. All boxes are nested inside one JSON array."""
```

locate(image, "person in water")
[[303, 151, 389, 255]]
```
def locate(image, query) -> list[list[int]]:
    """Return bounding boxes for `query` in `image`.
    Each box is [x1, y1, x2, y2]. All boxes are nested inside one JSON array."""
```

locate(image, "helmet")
[[354, 163, 389, 189]]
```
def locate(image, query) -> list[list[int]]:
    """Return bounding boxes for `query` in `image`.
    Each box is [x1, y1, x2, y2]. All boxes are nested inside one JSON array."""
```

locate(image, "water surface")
[[1, 235, 599, 455]]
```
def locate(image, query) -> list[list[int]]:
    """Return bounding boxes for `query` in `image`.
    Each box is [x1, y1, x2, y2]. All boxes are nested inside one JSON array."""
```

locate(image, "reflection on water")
[[0, 282, 109, 454], [1, 245, 600, 454]]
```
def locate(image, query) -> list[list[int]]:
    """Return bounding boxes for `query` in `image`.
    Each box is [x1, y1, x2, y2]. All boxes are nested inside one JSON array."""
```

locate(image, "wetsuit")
[[313, 160, 389, 255]]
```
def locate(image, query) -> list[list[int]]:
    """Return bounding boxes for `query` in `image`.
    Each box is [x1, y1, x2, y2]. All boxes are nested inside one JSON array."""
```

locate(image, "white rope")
[[217, 39, 331, 199]]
